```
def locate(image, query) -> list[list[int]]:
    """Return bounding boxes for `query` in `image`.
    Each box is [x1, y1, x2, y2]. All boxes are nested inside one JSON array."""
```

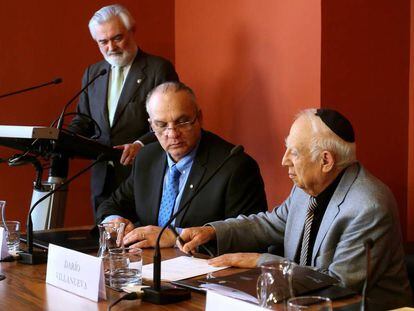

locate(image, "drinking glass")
[[287, 296, 332, 311], [257, 259, 294, 309], [109, 247, 142, 290], [97, 222, 125, 284], [0, 221, 20, 254]]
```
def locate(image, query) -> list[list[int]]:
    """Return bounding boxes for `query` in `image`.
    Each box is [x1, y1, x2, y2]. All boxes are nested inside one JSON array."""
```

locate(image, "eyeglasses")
[[149, 114, 198, 135]]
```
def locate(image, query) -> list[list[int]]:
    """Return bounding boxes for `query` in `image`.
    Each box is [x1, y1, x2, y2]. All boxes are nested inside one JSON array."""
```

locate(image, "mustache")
[[107, 51, 123, 56]]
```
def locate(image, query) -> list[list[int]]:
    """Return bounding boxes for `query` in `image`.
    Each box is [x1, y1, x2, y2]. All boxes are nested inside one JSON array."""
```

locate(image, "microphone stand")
[[0, 78, 62, 99], [56, 69, 107, 130], [143, 145, 243, 304], [19, 155, 105, 264]]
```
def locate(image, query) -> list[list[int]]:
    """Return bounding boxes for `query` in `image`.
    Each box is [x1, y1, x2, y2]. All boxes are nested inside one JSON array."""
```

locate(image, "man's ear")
[[321, 151, 335, 173]]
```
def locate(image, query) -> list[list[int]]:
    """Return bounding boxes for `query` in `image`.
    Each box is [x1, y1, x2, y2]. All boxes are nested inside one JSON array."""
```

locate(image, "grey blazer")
[[210, 163, 412, 310]]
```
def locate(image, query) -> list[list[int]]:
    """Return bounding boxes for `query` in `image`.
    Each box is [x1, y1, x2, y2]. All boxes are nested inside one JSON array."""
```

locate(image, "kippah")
[[315, 109, 355, 142]]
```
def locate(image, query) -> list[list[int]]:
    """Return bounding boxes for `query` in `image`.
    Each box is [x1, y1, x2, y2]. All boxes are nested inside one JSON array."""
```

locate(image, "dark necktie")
[[299, 197, 318, 266], [158, 166, 181, 227]]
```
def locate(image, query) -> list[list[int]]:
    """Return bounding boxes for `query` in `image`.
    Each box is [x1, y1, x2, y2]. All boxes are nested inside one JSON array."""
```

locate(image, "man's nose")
[[281, 150, 290, 167], [108, 40, 117, 51], [165, 127, 180, 138]]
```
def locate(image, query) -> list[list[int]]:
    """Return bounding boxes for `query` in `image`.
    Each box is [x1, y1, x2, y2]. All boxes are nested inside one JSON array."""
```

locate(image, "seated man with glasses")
[[96, 81, 267, 248]]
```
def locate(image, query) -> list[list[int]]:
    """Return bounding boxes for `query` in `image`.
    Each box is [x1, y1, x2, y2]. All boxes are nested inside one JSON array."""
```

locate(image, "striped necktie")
[[299, 197, 318, 266], [108, 66, 124, 127]]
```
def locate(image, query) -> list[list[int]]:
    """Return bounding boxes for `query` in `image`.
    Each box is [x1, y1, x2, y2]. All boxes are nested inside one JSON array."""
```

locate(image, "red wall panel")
[[0, 0, 175, 226], [408, 0, 414, 240], [321, 0, 411, 238]]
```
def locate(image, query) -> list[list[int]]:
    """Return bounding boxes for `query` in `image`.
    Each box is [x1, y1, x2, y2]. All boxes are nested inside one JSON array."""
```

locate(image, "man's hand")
[[123, 225, 176, 248], [208, 253, 260, 268], [178, 226, 216, 254], [107, 217, 134, 235], [113, 142, 142, 165]]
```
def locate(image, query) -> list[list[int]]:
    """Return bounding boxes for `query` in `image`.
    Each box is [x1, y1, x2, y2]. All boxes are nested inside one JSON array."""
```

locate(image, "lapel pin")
[[190, 184, 194, 189], [137, 79, 142, 84]]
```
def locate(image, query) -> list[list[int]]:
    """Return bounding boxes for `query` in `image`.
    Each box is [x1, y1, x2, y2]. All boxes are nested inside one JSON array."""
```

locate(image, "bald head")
[[146, 82, 202, 162]]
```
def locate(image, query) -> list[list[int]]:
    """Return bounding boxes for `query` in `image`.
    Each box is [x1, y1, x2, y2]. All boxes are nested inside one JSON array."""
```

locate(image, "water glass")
[[287, 296, 332, 311], [257, 259, 294, 309], [0, 221, 20, 254], [97, 222, 125, 283], [109, 247, 142, 290]]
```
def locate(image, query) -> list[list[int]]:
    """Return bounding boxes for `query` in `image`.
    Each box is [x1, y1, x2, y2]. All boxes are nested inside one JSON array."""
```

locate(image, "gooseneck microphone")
[[361, 238, 374, 311], [19, 154, 106, 264], [56, 69, 107, 130], [143, 145, 244, 304], [0, 78, 62, 99]]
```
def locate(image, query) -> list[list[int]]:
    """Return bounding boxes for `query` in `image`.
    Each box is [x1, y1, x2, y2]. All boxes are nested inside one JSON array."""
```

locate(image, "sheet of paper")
[[201, 283, 258, 304], [142, 256, 228, 281], [205, 290, 262, 311]]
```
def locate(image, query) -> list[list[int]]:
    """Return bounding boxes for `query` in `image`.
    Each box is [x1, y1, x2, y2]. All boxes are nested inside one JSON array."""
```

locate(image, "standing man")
[[69, 4, 179, 216], [179, 109, 412, 310]]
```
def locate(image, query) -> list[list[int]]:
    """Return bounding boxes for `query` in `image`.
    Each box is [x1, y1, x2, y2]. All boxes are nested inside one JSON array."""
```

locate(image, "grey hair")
[[296, 108, 357, 169], [145, 82, 199, 115], [89, 4, 135, 40]]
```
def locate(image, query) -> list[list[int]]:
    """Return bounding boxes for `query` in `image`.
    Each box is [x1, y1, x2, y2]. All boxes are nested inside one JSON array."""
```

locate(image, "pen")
[[168, 225, 214, 259], [168, 225, 186, 248]]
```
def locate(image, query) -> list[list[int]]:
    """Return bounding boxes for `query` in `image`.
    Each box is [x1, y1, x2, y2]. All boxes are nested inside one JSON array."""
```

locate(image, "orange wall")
[[321, 0, 411, 238], [0, 0, 175, 226], [175, 0, 321, 206], [1, 0, 413, 242]]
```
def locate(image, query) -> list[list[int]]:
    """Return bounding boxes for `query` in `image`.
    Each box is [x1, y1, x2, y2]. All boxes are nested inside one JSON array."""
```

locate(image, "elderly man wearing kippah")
[[179, 108, 412, 310]]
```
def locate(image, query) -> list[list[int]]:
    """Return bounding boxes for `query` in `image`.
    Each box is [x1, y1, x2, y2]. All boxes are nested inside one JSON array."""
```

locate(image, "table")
[[0, 245, 360, 310], [0, 247, 206, 311]]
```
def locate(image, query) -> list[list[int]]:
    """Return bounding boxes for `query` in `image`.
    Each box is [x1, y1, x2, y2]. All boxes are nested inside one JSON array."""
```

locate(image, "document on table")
[[142, 256, 228, 281]]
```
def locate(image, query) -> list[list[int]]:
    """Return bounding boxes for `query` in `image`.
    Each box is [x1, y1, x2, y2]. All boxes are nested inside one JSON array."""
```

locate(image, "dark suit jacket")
[[69, 50, 179, 206], [96, 131, 268, 227]]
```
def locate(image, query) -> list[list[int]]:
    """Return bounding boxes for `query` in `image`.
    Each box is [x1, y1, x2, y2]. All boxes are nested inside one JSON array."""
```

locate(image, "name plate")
[[46, 244, 106, 301], [0, 227, 10, 260]]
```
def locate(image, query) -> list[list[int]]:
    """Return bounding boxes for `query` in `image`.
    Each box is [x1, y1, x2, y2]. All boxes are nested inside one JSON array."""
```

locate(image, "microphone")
[[56, 69, 107, 130], [143, 145, 244, 304], [0, 78, 62, 99], [361, 238, 374, 311], [19, 154, 106, 264]]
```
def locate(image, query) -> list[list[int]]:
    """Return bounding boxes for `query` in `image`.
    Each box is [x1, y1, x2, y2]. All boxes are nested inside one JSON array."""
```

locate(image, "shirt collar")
[[166, 140, 200, 174], [111, 49, 138, 76], [315, 169, 345, 206]]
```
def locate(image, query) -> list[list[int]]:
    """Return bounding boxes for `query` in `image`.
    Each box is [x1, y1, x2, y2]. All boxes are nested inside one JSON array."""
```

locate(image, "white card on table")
[[0, 227, 10, 260], [46, 243, 106, 301]]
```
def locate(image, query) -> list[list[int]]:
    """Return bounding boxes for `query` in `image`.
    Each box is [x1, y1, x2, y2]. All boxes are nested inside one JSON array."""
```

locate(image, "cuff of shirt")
[[133, 140, 144, 147], [102, 215, 123, 223]]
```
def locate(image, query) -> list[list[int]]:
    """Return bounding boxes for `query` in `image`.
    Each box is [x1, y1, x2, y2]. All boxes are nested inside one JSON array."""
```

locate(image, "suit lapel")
[[112, 52, 147, 128], [148, 150, 168, 224], [96, 63, 111, 134], [311, 163, 361, 263], [175, 140, 208, 225], [286, 192, 309, 261]]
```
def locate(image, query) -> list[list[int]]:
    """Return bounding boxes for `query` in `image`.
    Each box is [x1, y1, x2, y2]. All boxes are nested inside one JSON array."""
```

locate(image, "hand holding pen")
[[169, 225, 214, 259]]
